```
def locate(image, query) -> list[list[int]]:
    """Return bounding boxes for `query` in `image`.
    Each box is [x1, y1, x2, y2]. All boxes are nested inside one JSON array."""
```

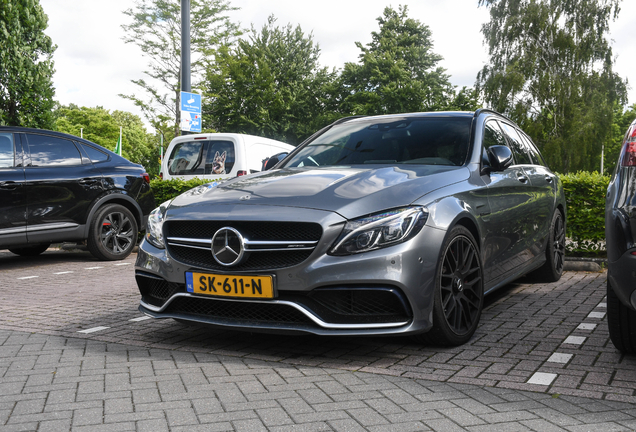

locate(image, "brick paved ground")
[[1, 248, 636, 430]]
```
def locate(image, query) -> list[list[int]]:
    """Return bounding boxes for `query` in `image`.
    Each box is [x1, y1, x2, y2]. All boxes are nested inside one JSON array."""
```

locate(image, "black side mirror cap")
[[484, 145, 513, 173], [262, 152, 289, 171]]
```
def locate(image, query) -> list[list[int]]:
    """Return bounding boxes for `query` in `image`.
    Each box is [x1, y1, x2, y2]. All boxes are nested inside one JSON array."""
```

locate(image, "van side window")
[[206, 141, 235, 175]]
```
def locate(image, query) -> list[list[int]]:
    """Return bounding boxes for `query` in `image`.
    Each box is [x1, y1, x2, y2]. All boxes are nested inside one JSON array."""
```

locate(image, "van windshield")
[[168, 140, 235, 176]]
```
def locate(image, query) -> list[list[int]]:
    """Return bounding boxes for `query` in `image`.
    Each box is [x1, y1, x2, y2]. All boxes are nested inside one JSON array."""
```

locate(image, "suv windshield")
[[284, 117, 471, 168]]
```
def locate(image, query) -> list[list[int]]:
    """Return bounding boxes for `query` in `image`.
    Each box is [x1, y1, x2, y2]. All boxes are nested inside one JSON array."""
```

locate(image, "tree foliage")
[[202, 16, 338, 145], [340, 5, 457, 116], [0, 0, 56, 128], [120, 0, 241, 137], [54, 105, 161, 177], [477, 0, 627, 173]]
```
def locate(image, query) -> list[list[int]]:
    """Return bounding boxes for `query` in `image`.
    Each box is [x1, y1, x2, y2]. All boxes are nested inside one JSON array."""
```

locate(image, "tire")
[[532, 210, 565, 282], [8, 243, 50, 256], [416, 225, 484, 346], [87, 204, 138, 261], [607, 276, 636, 353]]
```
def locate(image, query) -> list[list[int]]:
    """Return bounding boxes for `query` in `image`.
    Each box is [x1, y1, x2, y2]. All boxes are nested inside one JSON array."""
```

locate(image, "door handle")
[[544, 175, 553, 183], [516, 173, 528, 184], [79, 178, 100, 185], [0, 181, 20, 190]]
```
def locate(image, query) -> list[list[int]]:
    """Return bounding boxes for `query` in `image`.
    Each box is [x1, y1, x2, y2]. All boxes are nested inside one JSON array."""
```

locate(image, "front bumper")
[[134, 206, 447, 337]]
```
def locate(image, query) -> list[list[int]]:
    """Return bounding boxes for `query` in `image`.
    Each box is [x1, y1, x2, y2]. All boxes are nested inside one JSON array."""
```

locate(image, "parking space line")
[[77, 326, 110, 334], [114, 263, 131, 266], [547, 353, 573, 364], [53, 271, 74, 275], [587, 311, 606, 319], [17, 276, 38, 280], [527, 372, 557, 386], [563, 336, 586, 345], [84, 266, 103, 270], [597, 302, 607, 308], [129, 316, 151, 322], [577, 323, 597, 331]]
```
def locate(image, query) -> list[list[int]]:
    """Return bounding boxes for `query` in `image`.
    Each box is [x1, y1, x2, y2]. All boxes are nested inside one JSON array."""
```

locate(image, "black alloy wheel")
[[87, 204, 138, 261], [533, 210, 565, 282], [417, 225, 483, 346]]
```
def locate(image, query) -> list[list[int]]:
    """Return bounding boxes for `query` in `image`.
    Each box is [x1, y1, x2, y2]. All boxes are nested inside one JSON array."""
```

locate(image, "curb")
[[563, 256, 606, 272]]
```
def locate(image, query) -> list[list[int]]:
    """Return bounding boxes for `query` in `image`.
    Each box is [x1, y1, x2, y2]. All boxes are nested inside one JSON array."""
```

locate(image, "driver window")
[[482, 121, 508, 166]]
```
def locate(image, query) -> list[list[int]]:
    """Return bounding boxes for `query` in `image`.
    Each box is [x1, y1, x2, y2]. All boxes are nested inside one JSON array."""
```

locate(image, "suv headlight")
[[330, 207, 428, 256], [145, 199, 172, 249]]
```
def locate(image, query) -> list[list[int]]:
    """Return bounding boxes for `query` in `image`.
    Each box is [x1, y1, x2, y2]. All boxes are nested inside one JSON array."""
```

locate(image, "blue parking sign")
[[180, 91, 202, 133]]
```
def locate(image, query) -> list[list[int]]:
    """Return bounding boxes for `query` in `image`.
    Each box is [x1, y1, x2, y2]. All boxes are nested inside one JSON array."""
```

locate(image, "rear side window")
[[0, 132, 15, 168], [25, 134, 82, 167], [81, 143, 109, 163], [499, 122, 532, 165], [168, 140, 235, 176], [519, 133, 546, 166]]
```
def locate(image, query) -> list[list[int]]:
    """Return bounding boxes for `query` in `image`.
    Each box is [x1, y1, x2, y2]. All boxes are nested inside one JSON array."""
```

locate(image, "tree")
[[0, 0, 56, 128], [202, 16, 339, 144], [477, 0, 627, 173], [120, 0, 242, 137], [340, 5, 455, 116], [54, 105, 161, 177]]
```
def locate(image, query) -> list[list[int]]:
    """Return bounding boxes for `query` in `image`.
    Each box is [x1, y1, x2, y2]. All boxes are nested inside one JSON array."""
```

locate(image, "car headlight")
[[329, 207, 428, 256], [145, 199, 172, 249]]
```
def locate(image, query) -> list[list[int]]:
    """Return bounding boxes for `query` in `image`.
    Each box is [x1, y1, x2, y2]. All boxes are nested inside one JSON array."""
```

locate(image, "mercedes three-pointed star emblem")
[[211, 227, 246, 266]]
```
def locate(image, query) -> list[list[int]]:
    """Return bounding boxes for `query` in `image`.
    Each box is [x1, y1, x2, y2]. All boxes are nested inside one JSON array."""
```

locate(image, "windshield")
[[284, 117, 472, 168]]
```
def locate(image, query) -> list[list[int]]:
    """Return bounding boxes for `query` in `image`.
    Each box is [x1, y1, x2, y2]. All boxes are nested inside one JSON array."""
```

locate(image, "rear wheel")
[[607, 276, 636, 353], [416, 226, 483, 346], [87, 204, 138, 261], [8, 243, 50, 256], [532, 210, 565, 282]]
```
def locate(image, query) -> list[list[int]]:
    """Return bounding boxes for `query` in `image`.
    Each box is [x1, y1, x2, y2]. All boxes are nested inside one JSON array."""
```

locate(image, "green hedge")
[[150, 177, 221, 204], [559, 171, 609, 255], [149, 173, 610, 256]]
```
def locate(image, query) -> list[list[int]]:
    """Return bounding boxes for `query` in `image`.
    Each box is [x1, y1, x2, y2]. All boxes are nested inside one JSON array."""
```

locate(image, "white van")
[[161, 133, 295, 181]]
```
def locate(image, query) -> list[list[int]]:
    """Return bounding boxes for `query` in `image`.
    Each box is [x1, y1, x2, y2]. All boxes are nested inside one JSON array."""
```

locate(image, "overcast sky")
[[39, 0, 636, 131]]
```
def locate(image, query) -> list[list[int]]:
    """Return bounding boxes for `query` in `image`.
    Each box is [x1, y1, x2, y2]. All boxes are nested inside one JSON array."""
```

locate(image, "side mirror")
[[262, 152, 289, 171], [485, 145, 513, 173]]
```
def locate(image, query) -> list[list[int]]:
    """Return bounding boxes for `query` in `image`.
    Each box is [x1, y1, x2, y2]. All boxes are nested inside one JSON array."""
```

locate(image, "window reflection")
[[0, 132, 14, 168], [25, 134, 82, 167]]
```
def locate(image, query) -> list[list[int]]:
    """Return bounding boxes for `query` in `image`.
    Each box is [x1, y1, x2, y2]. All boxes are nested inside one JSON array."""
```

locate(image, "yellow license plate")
[[186, 272, 274, 299]]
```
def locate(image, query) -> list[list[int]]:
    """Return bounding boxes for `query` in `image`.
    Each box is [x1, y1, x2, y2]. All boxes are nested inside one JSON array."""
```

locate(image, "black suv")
[[0, 126, 155, 260], [606, 118, 636, 352]]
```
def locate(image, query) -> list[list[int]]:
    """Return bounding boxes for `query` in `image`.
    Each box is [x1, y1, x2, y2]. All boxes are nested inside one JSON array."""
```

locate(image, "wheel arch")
[[83, 193, 144, 238]]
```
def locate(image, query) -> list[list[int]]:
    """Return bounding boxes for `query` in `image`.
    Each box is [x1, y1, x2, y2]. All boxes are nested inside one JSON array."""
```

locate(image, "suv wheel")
[[87, 204, 138, 261], [8, 243, 51, 257], [607, 276, 636, 353]]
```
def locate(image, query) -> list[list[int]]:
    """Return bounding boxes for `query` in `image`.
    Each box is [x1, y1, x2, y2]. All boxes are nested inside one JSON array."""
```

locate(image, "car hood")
[[169, 165, 469, 220]]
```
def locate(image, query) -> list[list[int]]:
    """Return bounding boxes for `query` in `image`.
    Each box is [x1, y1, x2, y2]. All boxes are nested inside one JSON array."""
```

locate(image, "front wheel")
[[87, 204, 138, 261], [415, 225, 484, 346]]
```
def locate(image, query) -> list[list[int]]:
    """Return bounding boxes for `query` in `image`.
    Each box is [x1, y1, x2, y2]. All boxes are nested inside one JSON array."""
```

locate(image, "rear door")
[[0, 132, 27, 246], [22, 132, 104, 241]]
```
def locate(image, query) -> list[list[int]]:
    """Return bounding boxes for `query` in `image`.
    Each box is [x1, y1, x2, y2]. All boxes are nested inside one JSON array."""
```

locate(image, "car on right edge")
[[606, 117, 636, 353]]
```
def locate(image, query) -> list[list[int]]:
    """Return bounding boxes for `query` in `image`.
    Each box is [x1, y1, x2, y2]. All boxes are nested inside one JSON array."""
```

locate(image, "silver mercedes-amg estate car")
[[135, 109, 566, 346]]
